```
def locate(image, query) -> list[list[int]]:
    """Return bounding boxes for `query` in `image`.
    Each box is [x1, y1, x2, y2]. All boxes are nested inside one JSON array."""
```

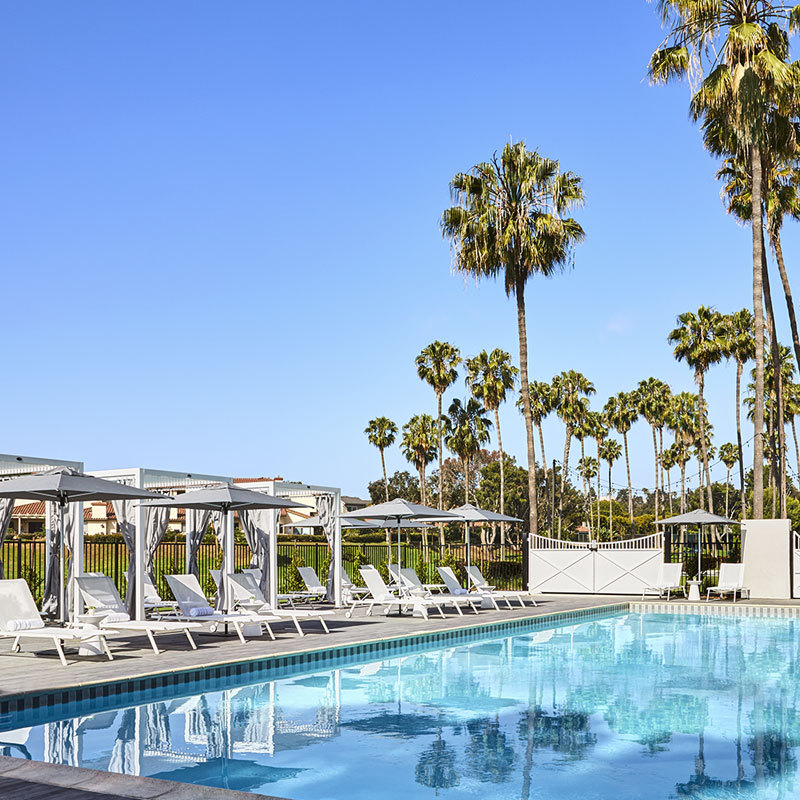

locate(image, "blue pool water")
[[2, 611, 800, 799]]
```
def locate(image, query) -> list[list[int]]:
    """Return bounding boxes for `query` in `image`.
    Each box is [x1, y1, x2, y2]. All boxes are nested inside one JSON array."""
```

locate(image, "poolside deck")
[[0, 595, 629, 700]]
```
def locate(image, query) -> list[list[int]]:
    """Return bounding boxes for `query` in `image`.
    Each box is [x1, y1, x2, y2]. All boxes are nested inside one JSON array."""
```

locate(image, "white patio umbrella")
[[145, 484, 310, 612], [341, 498, 458, 578], [432, 503, 523, 573], [0, 467, 168, 620], [654, 509, 740, 585]]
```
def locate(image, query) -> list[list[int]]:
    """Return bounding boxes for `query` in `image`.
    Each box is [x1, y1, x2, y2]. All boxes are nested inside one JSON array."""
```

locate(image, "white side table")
[[686, 580, 702, 602], [234, 603, 265, 636], [75, 613, 105, 656]]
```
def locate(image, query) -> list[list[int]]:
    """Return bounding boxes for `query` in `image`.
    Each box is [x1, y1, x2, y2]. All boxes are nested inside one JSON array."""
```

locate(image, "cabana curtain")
[[317, 493, 336, 601], [239, 508, 274, 596], [185, 508, 211, 578], [43, 502, 78, 617], [0, 498, 15, 579], [111, 499, 137, 615], [144, 506, 170, 585]]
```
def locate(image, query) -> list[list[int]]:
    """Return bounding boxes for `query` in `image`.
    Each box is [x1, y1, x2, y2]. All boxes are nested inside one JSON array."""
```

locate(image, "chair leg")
[[53, 637, 68, 667], [292, 617, 305, 637], [263, 623, 276, 641], [145, 629, 161, 655], [99, 635, 114, 662], [11, 636, 20, 653], [233, 621, 247, 644], [184, 628, 197, 650], [320, 618, 330, 633], [452, 601, 464, 616]]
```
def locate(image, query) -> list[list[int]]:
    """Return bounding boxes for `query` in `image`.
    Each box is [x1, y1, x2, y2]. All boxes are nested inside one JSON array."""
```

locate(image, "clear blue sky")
[[2, 1, 796, 497]]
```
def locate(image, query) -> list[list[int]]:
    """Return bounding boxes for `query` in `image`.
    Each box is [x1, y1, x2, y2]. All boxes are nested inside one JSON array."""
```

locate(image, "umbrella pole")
[[397, 518, 402, 586], [59, 499, 66, 623], [698, 526, 702, 587]]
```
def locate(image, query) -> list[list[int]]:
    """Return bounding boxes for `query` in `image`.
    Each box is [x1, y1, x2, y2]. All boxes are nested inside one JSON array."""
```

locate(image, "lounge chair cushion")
[[5, 618, 44, 631], [187, 605, 215, 617]]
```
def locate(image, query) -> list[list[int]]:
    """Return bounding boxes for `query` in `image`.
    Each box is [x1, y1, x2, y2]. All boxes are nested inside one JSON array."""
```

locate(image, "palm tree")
[[668, 307, 725, 513], [465, 348, 518, 545], [586, 410, 608, 536], [552, 370, 595, 537], [719, 442, 739, 519], [522, 380, 558, 530], [599, 439, 622, 539], [603, 392, 638, 528], [785, 380, 800, 481], [577, 456, 598, 536], [636, 377, 672, 522], [401, 414, 438, 506], [445, 397, 492, 505], [667, 391, 703, 512], [364, 417, 398, 502], [660, 443, 676, 516], [649, 1, 800, 519], [442, 142, 585, 535], [416, 340, 461, 535], [722, 309, 755, 516]]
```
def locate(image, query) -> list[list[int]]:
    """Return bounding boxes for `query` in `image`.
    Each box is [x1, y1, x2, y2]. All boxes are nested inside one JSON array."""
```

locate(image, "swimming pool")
[[1, 610, 798, 799]]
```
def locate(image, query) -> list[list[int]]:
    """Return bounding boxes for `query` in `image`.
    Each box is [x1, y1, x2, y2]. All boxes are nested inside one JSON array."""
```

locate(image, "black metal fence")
[[0, 538, 526, 603], [663, 528, 742, 590]]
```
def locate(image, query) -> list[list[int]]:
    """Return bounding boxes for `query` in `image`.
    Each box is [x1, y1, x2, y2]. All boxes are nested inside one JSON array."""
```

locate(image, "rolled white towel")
[[100, 612, 130, 624], [187, 605, 215, 617], [5, 618, 45, 631]]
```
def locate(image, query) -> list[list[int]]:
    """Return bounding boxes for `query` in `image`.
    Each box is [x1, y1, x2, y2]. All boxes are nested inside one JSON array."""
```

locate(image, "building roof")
[[342, 495, 369, 506], [233, 477, 284, 484]]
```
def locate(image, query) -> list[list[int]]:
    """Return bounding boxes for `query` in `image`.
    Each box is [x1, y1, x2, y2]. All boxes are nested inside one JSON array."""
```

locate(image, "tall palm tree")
[[442, 142, 585, 535], [719, 442, 739, 519], [445, 398, 492, 505], [636, 377, 672, 522], [364, 417, 398, 502], [552, 370, 595, 537], [416, 340, 461, 530], [785, 380, 800, 481], [520, 380, 558, 531], [465, 348, 518, 544], [586, 410, 608, 535], [577, 456, 598, 536], [668, 306, 725, 513], [603, 392, 638, 528], [599, 439, 622, 539], [667, 391, 703, 512], [722, 309, 755, 516], [401, 414, 438, 506], [649, 1, 800, 519], [660, 443, 676, 516]]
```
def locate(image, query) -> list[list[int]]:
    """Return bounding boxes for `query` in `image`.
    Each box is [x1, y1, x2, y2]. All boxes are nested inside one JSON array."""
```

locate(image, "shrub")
[[284, 549, 306, 592]]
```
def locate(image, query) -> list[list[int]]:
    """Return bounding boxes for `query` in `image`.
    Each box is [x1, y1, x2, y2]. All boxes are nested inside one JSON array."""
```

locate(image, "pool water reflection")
[[3, 612, 800, 799]]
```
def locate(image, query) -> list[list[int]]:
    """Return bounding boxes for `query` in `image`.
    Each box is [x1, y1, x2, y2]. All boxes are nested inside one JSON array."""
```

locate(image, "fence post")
[[16, 537, 21, 579]]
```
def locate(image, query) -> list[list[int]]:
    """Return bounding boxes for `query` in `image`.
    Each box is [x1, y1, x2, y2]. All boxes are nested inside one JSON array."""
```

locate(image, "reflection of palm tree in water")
[[414, 728, 459, 794]]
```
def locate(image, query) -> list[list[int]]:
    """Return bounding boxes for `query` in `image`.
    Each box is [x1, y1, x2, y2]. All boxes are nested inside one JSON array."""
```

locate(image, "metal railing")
[[0, 538, 527, 602]]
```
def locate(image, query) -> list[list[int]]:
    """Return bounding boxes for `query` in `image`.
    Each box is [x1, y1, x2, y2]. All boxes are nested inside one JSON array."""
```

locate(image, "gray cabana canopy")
[[419, 503, 523, 571], [342, 498, 458, 573], [0, 467, 167, 620], [654, 510, 739, 526], [146, 484, 310, 611], [285, 515, 380, 530]]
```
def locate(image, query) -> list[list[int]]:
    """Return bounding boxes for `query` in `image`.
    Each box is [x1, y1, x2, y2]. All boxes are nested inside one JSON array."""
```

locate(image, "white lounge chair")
[[227, 573, 333, 636], [76, 575, 199, 654], [347, 565, 446, 620], [706, 563, 747, 603], [165, 574, 281, 643], [0, 579, 114, 667], [641, 563, 685, 601], [340, 566, 370, 602], [389, 564, 446, 594], [438, 566, 500, 610], [466, 565, 538, 607], [398, 568, 480, 615], [142, 573, 180, 617], [296, 566, 331, 604]]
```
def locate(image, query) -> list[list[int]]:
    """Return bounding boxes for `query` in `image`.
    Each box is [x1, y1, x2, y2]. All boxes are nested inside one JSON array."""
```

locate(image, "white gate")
[[529, 533, 664, 595], [793, 531, 800, 599]]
